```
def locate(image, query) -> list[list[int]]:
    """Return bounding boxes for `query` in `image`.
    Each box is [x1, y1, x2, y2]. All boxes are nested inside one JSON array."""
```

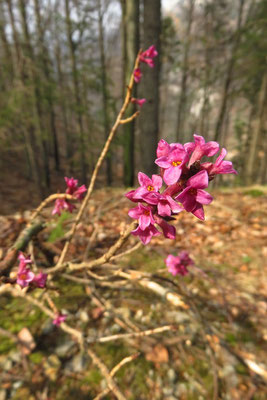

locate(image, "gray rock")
[[55, 340, 75, 358], [65, 353, 88, 373], [167, 368, 176, 382]]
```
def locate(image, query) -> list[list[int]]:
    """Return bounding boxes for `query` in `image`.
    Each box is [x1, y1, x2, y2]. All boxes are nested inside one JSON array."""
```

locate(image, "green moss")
[[0, 337, 15, 353], [29, 351, 45, 364], [82, 368, 102, 385], [244, 189, 264, 197]]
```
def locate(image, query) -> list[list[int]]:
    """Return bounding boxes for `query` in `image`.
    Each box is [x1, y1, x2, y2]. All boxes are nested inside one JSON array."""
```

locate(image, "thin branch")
[[87, 348, 127, 400], [87, 324, 176, 344], [30, 193, 75, 220], [55, 51, 141, 269], [93, 353, 140, 400], [119, 111, 140, 124], [47, 221, 137, 274]]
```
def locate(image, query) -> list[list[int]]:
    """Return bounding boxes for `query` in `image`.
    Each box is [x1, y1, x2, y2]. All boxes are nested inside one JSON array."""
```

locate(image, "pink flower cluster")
[[53, 313, 67, 326], [165, 251, 194, 276], [16, 252, 47, 289], [126, 134, 237, 244], [132, 45, 158, 107], [52, 177, 87, 216]]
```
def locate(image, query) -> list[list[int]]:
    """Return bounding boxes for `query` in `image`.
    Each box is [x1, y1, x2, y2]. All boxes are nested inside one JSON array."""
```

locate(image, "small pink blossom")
[[140, 45, 158, 68], [65, 177, 87, 200], [131, 224, 160, 245], [33, 272, 47, 288], [154, 215, 176, 239], [53, 313, 67, 326], [155, 145, 189, 185], [52, 198, 75, 216], [141, 45, 158, 59], [128, 203, 156, 230], [125, 172, 162, 202], [131, 98, 146, 107], [185, 134, 219, 166], [176, 170, 213, 220], [143, 192, 183, 217], [17, 268, 35, 288], [16, 253, 35, 288], [165, 251, 194, 276], [133, 68, 142, 83], [201, 148, 237, 177]]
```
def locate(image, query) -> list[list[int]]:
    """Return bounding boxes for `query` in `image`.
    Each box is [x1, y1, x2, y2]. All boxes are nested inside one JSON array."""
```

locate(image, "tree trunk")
[[97, 0, 112, 185], [18, 0, 50, 190], [64, 0, 87, 183], [139, 0, 160, 176], [246, 72, 267, 184], [214, 0, 245, 142], [176, 0, 195, 142], [33, 0, 60, 171], [6, 0, 45, 198], [121, 0, 139, 186]]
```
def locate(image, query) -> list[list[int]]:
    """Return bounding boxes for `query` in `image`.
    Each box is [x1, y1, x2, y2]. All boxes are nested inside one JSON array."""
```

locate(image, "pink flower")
[[17, 268, 35, 288], [53, 313, 67, 326], [143, 192, 183, 217], [156, 139, 171, 158], [125, 172, 162, 202], [165, 251, 194, 276], [33, 272, 47, 288], [131, 224, 160, 245], [52, 198, 75, 216], [141, 45, 158, 59], [201, 148, 237, 177], [18, 253, 32, 269], [185, 134, 219, 167], [155, 145, 189, 185], [154, 215, 176, 239], [65, 177, 87, 200], [175, 170, 213, 220], [133, 68, 142, 83], [128, 203, 156, 230], [140, 45, 158, 68], [131, 98, 146, 107], [16, 253, 35, 288]]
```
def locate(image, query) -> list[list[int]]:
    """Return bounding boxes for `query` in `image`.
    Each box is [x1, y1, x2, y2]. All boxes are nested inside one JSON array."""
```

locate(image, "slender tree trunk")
[[97, 0, 112, 185], [18, 0, 50, 190], [34, 0, 60, 171], [121, 0, 139, 186], [0, 4, 14, 82], [214, 0, 245, 142], [64, 0, 87, 183], [176, 0, 195, 142], [246, 72, 267, 184], [6, 0, 45, 197], [139, 0, 160, 176]]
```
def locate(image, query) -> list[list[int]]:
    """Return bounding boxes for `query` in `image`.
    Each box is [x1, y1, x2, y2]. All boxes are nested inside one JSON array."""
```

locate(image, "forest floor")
[[0, 186, 266, 399]]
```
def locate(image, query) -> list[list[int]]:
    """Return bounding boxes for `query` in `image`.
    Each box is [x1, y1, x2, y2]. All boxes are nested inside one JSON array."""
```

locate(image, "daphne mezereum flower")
[[155, 145, 189, 185], [165, 251, 194, 276], [176, 170, 213, 220]]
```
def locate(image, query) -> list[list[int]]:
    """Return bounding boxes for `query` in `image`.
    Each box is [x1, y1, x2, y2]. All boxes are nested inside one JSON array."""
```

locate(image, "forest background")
[[0, 0, 266, 214]]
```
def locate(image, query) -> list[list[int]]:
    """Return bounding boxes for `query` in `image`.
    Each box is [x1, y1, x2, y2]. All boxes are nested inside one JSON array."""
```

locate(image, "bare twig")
[[55, 52, 142, 269], [30, 193, 74, 221], [119, 111, 140, 124], [87, 325, 176, 344], [93, 353, 140, 400], [88, 348, 127, 400], [47, 221, 137, 274]]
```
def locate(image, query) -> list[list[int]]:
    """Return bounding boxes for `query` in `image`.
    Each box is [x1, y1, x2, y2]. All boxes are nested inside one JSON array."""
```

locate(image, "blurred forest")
[[0, 0, 266, 208]]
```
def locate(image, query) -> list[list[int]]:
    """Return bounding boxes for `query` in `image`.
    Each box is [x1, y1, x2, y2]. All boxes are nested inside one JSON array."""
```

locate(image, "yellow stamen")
[[172, 161, 182, 167], [147, 185, 154, 191]]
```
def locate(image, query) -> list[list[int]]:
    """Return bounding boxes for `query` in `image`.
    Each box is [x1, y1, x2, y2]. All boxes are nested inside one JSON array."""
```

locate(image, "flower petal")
[[196, 189, 213, 205]]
